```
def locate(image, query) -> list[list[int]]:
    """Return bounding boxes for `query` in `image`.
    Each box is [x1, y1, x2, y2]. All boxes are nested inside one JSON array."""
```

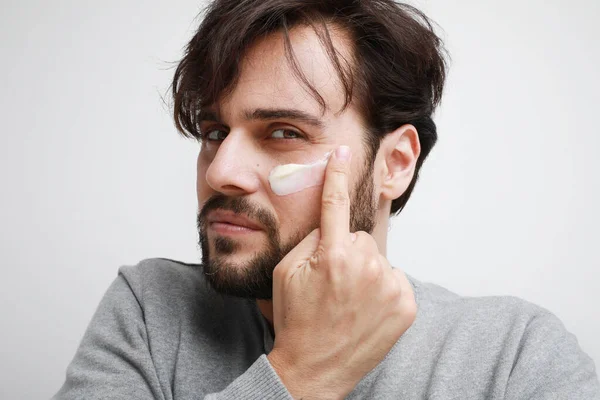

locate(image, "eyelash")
[[198, 127, 304, 141]]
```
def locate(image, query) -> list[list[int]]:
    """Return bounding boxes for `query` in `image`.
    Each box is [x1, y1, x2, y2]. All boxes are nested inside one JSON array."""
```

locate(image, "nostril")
[[221, 184, 242, 192]]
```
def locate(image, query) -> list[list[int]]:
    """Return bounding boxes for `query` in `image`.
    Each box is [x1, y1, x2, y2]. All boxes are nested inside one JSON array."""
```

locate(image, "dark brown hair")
[[172, 0, 448, 215]]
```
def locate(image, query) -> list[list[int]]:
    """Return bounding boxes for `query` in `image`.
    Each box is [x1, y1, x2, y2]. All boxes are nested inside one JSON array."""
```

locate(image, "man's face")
[[196, 25, 380, 299]]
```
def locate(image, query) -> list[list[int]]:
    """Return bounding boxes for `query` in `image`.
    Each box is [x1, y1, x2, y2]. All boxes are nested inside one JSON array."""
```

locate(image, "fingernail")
[[336, 145, 351, 161]]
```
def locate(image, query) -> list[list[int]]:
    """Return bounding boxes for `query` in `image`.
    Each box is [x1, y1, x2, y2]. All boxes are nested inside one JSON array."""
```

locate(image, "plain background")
[[1, 0, 599, 398]]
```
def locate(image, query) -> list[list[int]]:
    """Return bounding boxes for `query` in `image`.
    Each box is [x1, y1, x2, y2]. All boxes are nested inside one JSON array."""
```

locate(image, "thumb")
[[279, 228, 321, 267]]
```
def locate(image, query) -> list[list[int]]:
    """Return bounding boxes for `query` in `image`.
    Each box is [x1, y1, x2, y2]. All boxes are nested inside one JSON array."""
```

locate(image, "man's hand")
[[267, 145, 417, 400]]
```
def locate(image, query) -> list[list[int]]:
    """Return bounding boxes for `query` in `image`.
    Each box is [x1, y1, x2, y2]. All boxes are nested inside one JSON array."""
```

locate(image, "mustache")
[[197, 194, 278, 238]]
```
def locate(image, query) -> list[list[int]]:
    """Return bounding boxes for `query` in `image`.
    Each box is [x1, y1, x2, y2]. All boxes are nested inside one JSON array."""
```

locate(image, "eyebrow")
[[198, 108, 325, 129]]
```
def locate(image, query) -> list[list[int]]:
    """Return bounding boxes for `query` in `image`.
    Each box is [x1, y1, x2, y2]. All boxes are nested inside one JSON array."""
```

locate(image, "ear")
[[377, 124, 421, 202]]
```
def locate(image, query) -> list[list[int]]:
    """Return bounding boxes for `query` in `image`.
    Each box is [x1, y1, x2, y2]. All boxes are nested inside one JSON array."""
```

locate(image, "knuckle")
[[353, 231, 370, 242], [364, 258, 382, 282], [390, 279, 417, 320], [322, 191, 349, 209], [385, 277, 403, 302], [404, 298, 418, 322], [354, 231, 378, 250], [330, 163, 349, 176]]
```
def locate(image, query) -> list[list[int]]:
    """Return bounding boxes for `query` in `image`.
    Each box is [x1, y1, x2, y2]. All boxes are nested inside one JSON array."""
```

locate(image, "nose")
[[203, 132, 261, 197]]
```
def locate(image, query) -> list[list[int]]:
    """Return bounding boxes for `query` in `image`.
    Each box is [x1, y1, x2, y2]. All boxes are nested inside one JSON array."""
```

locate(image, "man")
[[54, 0, 599, 399]]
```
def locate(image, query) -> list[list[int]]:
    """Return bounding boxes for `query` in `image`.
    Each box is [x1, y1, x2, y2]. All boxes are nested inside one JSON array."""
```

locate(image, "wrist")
[[267, 349, 302, 398], [267, 348, 344, 400]]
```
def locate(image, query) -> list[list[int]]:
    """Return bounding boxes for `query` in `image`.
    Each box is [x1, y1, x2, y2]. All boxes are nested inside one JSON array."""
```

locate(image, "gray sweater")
[[53, 258, 600, 399]]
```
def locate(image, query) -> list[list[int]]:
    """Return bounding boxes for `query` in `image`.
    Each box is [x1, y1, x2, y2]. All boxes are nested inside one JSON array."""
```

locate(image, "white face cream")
[[268, 152, 332, 196]]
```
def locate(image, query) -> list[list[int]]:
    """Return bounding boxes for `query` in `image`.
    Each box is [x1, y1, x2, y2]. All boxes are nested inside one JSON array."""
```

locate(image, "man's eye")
[[270, 129, 301, 139], [204, 129, 228, 141]]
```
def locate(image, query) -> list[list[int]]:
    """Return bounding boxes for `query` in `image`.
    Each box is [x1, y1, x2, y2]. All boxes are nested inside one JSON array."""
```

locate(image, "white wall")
[[0, 1, 598, 398]]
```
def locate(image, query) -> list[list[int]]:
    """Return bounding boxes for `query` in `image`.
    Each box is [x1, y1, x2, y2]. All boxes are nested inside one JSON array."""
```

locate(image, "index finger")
[[320, 145, 352, 247]]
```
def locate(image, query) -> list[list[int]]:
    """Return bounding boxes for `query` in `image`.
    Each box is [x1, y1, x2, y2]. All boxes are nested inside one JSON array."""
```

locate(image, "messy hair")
[[172, 0, 448, 215]]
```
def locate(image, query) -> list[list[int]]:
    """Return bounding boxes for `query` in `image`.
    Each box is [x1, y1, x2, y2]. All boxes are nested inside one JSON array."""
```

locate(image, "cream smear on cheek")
[[268, 152, 332, 196]]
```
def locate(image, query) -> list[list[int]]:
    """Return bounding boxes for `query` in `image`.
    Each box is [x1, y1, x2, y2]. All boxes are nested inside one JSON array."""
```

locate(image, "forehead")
[[217, 24, 355, 122]]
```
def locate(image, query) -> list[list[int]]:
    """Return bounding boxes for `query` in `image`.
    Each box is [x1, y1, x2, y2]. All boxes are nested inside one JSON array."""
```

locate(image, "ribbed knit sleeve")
[[204, 355, 293, 400]]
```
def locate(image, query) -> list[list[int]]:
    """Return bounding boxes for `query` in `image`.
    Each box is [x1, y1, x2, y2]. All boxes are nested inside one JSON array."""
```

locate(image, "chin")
[[202, 251, 278, 300], [213, 253, 257, 267]]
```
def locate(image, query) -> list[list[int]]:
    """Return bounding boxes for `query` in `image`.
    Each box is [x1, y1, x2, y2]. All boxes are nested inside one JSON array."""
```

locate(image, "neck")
[[256, 209, 390, 330], [257, 299, 275, 333]]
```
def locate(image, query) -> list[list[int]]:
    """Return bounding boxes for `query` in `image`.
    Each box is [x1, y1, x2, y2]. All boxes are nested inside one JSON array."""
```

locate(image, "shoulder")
[[117, 258, 203, 300], [406, 274, 584, 361], [114, 257, 263, 333], [409, 275, 597, 371], [118, 257, 203, 290], [406, 275, 599, 394], [115, 257, 236, 316], [408, 274, 556, 329]]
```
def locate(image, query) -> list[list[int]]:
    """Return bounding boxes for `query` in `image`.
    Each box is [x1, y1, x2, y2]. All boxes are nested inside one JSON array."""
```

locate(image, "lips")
[[206, 210, 262, 231]]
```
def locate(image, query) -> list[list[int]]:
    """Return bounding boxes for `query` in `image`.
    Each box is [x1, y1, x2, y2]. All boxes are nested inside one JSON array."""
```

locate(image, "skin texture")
[[268, 151, 331, 196], [196, 24, 421, 399]]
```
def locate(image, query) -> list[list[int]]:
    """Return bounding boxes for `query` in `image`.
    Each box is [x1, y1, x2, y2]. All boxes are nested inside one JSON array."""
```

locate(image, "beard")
[[197, 160, 378, 300]]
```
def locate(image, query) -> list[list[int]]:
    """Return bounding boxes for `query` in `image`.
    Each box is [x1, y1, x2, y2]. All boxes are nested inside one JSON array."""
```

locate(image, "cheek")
[[196, 153, 212, 202], [272, 186, 323, 238]]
